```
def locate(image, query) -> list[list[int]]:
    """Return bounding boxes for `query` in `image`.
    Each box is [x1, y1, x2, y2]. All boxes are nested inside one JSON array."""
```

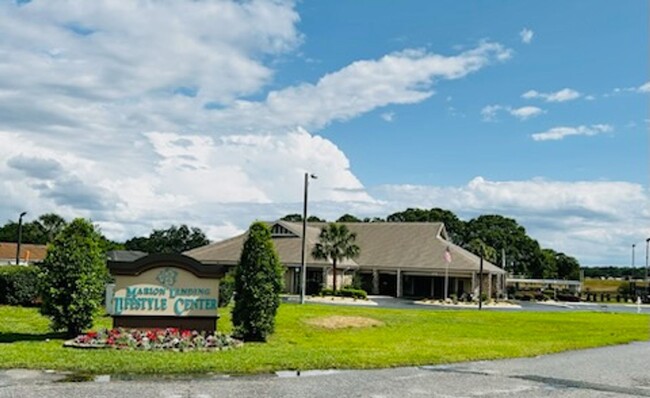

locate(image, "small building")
[[186, 221, 506, 299], [506, 277, 582, 293], [0, 242, 47, 266]]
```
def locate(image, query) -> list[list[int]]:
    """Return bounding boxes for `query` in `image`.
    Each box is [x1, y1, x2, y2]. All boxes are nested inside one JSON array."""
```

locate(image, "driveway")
[[2, 342, 649, 397], [368, 296, 650, 314]]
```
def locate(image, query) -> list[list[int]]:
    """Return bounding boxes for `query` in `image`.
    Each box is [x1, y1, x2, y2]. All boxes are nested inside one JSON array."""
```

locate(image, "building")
[[0, 242, 48, 266], [186, 221, 506, 299]]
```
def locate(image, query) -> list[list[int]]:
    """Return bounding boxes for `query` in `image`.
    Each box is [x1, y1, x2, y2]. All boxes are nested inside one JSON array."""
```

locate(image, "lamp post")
[[631, 243, 636, 297], [15, 211, 27, 265], [299, 173, 317, 304], [646, 238, 650, 297]]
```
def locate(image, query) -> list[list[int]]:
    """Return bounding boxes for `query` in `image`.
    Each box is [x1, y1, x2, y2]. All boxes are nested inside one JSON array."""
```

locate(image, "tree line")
[[2, 207, 581, 279]]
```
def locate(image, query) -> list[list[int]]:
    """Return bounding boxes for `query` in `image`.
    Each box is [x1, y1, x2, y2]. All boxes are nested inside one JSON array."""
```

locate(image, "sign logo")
[[156, 268, 178, 288]]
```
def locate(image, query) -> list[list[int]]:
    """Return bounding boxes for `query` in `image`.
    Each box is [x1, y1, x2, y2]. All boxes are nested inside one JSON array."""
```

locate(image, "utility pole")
[[15, 211, 27, 265], [644, 238, 650, 301], [478, 255, 483, 311], [502, 248, 507, 300], [299, 173, 317, 304], [631, 243, 636, 298]]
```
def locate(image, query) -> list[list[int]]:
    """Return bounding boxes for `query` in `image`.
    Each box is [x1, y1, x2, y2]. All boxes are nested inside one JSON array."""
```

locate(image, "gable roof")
[[186, 221, 505, 274], [0, 242, 48, 264]]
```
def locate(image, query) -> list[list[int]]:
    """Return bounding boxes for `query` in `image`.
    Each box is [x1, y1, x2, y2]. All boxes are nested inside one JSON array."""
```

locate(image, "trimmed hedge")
[[320, 288, 367, 300], [0, 266, 40, 306]]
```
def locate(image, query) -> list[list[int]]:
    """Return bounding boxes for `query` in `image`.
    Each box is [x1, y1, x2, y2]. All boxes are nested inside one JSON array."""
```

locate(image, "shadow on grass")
[[0, 331, 66, 343]]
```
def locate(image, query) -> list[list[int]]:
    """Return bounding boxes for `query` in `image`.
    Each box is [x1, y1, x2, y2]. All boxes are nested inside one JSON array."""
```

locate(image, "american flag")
[[444, 246, 452, 263]]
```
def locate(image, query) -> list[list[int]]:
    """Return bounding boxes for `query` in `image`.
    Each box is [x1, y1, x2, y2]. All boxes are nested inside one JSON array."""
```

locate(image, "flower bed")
[[64, 328, 243, 351]]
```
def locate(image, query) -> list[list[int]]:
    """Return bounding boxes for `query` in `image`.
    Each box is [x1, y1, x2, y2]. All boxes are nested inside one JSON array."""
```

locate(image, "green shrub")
[[219, 270, 235, 308], [320, 287, 367, 300], [38, 218, 107, 337], [232, 222, 284, 342], [0, 266, 40, 306]]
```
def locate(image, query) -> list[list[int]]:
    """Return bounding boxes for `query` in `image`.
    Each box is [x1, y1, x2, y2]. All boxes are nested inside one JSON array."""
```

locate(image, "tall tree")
[[464, 215, 544, 277], [0, 220, 48, 244], [124, 224, 209, 253], [280, 214, 326, 222], [556, 252, 581, 280], [280, 214, 303, 222], [387, 207, 465, 244], [466, 238, 497, 263], [36, 213, 67, 242], [337, 214, 361, 223], [312, 223, 360, 292], [38, 218, 107, 336], [232, 222, 284, 341], [541, 248, 559, 278]]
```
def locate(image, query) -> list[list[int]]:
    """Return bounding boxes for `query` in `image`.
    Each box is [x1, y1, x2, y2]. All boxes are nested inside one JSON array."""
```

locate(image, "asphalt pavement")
[[2, 341, 650, 397]]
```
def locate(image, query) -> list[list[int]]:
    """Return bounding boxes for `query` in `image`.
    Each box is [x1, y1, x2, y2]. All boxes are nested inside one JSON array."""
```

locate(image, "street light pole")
[[631, 243, 636, 297], [299, 173, 317, 304], [15, 211, 27, 265], [646, 238, 650, 297]]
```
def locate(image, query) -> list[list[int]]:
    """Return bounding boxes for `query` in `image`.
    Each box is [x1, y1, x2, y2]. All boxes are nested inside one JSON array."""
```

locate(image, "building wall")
[[322, 268, 354, 290]]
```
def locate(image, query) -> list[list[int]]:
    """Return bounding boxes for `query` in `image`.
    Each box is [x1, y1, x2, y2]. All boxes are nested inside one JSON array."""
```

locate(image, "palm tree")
[[312, 223, 360, 292]]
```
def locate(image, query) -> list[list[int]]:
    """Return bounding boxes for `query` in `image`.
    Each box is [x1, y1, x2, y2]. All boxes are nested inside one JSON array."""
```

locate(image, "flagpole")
[[444, 246, 451, 300], [444, 262, 449, 300]]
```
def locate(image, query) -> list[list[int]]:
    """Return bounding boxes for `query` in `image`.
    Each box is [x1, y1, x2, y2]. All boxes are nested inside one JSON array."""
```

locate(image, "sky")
[[0, 0, 648, 266]]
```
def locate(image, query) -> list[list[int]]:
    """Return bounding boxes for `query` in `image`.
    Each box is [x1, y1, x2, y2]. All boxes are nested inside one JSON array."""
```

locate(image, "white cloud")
[[381, 112, 395, 122], [531, 124, 613, 141], [480, 105, 503, 121], [206, 42, 513, 132], [0, 2, 515, 241], [374, 177, 650, 265], [519, 28, 534, 44], [637, 82, 650, 93], [509, 106, 544, 120], [0, 127, 377, 241], [522, 88, 581, 102], [481, 105, 544, 121]]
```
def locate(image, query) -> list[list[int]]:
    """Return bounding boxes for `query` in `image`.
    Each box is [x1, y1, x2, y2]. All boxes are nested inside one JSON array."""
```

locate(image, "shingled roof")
[[185, 221, 505, 274], [0, 242, 48, 265]]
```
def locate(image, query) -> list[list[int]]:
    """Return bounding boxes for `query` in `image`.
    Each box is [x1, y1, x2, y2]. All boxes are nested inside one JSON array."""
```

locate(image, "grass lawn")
[[584, 278, 626, 293], [0, 303, 648, 375]]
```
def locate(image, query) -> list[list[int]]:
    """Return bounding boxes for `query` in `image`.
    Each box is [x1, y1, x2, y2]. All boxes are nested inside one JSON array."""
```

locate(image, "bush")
[[218, 270, 235, 307], [38, 218, 107, 337], [320, 287, 367, 300], [232, 222, 284, 342], [0, 266, 40, 306], [556, 293, 580, 302]]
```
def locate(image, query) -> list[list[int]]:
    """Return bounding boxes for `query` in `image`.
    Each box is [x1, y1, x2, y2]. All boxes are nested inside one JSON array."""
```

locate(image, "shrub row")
[[320, 288, 367, 300], [0, 266, 40, 306]]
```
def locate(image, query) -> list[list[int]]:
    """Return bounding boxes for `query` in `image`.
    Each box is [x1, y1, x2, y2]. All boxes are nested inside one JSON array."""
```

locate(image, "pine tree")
[[232, 222, 284, 341]]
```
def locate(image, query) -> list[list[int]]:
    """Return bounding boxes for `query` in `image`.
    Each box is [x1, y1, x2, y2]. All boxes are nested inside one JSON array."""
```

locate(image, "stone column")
[[372, 269, 379, 295], [396, 269, 402, 298], [488, 273, 492, 299], [322, 268, 329, 290]]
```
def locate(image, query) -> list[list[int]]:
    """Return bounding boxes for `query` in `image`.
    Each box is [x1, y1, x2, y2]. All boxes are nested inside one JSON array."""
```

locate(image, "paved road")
[[2, 342, 649, 397]]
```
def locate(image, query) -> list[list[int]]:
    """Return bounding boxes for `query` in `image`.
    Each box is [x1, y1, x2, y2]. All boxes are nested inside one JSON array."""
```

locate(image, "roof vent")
[[271, 223, 297, 237]]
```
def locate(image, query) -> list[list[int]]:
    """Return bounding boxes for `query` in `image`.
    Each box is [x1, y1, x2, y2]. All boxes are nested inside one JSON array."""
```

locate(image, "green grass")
[[0, 304, 648, 375], [584, 278, 627, 293]]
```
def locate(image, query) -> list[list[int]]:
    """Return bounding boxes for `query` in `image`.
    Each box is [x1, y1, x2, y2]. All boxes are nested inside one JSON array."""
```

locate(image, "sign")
[[109, 267, 219, 317]]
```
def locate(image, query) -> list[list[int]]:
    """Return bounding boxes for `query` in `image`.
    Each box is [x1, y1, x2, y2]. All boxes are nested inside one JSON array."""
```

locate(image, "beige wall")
[[323, 268, 354, 289]]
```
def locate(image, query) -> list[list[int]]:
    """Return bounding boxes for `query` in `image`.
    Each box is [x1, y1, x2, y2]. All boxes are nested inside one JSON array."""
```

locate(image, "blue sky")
[[0, 0, 647, 266]]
